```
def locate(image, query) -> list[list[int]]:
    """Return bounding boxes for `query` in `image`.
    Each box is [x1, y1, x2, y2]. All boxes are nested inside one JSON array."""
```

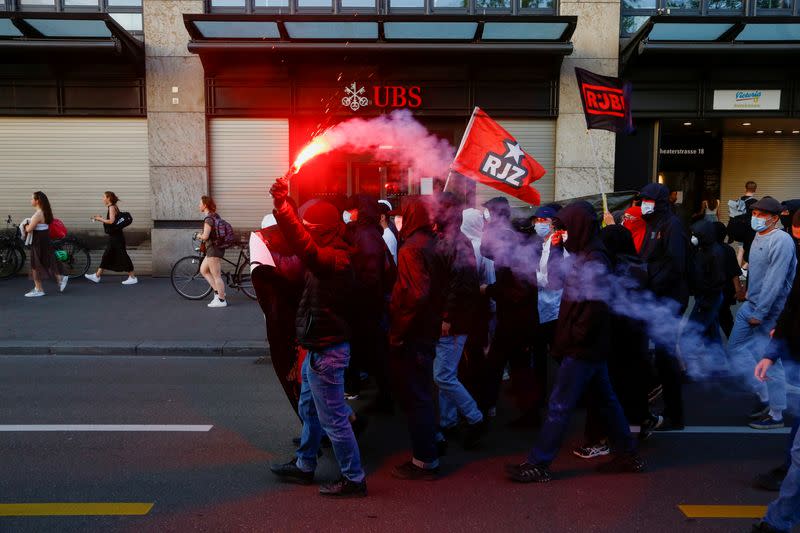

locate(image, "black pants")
[[530, 320, 558, 409], [391, 339, 438, 465], [481, 324, 535, 413], [719, 303, 735, 339], [345, 311, 389, 400]]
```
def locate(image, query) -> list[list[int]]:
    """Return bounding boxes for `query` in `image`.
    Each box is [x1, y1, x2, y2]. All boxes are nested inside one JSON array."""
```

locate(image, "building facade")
[[4, 0, 795, 275]]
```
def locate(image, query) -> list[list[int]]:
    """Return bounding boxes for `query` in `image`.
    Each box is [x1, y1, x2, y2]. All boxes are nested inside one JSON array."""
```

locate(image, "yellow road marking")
[[679, 505, 767, 519], [0, 503, 153, 516]]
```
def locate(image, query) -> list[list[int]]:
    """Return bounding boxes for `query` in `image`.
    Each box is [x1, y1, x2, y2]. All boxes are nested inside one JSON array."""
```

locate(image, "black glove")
[[270, 177, 289, 210]]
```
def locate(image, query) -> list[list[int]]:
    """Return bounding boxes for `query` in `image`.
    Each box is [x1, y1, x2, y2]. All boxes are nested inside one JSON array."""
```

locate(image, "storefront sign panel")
[[341, 82, 422, 112], [712, 90, 781, 111]]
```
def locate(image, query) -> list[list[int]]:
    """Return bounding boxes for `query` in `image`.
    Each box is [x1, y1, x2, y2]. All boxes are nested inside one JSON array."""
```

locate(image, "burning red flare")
[[287, 136, 331, 177]]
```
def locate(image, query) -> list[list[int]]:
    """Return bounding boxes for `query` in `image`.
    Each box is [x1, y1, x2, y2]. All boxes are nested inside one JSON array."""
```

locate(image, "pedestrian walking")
[[728, 196, 796, 430], [22, 191, 67, 297], [268, 178, 367, 498], [713, 221, 745, 338], [195, 196, 227, 309], [506, 201, 644, 483], [85, 191, 137, 285]]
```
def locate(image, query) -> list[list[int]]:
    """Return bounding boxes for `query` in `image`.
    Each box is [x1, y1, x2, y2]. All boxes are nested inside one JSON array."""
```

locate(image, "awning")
[[184, 14, 576, 57], [621, 16, 800, 72], [0, 12, 144, 67]]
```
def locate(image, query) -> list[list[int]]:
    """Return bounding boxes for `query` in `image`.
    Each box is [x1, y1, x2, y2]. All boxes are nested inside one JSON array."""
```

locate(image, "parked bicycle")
[[170, 234, 256, 300], [0, 214, 91, 280]]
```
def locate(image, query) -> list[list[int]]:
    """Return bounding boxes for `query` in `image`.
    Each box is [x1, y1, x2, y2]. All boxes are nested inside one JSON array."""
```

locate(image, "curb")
[[0, 340, 269, 358]]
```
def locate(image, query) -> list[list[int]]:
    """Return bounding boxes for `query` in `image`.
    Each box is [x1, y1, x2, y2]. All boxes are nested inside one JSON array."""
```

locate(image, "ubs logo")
[[341, 82, 423, 112], [581, 82, 626, 118], [480, 140, 528, 188]]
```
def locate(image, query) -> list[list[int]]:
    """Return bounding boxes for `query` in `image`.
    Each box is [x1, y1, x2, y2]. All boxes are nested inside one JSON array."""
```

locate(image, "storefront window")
[[18, 0, 56, 6], [476, 0, 511, 8], [339, 0, 378, 10], [665, 0, 700, 9], [623, 0, 656, 7], [211, 0, 247, 7], [433, 0, 468, 9], [387, 0, 425, 9], [109, 12, 142, 31], [520, 0, 554, 8], [621, 15, 649, 35], [707, 0, 744, 9], [757, 0, 791, 8], [297, 0, 334, 9], [107, 0, 143, 5], [64, 0, 99, 6]]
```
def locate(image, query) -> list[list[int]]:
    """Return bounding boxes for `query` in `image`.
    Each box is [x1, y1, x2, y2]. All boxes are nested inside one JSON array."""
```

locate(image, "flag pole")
[[445, 107, 480, 194], [586, 130, 609, 222]]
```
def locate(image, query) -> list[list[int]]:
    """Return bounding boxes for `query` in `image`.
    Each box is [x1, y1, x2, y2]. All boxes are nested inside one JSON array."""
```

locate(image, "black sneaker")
[[751, 521, 788, 533], [572, 441, 610, 459], [269, 459, 314, 485], [749, 401, 770, 420], [506, 462, 552, 483], [753, 465, 789, 492], [463, 419, 488, 450], [596, 453, 646, 474], [390, 461, 440, 481], [319, 477, 367, 498], [639, 414, 664, 441]]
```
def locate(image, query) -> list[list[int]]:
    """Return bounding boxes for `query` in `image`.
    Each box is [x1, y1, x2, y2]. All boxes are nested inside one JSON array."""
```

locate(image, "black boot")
[[319, 477, 367, 498], [269, 459, 314, 485], [753, 465, 789, 492]]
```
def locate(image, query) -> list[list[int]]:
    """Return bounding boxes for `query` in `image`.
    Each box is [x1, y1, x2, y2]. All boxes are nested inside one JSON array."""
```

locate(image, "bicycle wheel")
[[54, 238, 91, 279], [171, 256, 213, 300], [234, 262, 257, 300], [13, 245, 26, 275], [0, 243, 19, 279]]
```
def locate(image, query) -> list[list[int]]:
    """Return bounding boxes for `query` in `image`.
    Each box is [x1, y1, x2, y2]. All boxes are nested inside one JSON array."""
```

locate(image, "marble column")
[[143, 0, 208, 275], [554, 0, 621, 200]]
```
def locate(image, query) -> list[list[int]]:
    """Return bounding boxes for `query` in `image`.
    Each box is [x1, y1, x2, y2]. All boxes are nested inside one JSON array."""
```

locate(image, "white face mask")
[[342, 211, 352, 224], [640, 201, 655, 216], [691, 235, 699, 246], [394, 216, 403, 233], [483, 210, 491, 221], [534, 222, 551, 239], [561, 232, 568, 244], [751, 215, 772, 233]]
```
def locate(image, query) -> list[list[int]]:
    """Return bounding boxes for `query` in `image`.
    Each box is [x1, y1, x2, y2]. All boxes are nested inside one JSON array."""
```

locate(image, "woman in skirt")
[[24, 191, 67, 297], [85, 191, 137, 285]]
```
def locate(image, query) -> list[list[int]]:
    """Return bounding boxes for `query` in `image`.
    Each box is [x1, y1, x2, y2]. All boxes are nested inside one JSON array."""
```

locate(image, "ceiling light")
[[756, 130, 764, 134], [775, 130, 782, 134], [792, 130, 800, 134], [704, 130, 712, 133], [683, 122, 692, 126], [742, 122, 751, 126]]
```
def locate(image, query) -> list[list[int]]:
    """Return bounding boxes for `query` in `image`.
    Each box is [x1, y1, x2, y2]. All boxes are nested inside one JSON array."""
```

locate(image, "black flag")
[[575, 67, 633, 134]]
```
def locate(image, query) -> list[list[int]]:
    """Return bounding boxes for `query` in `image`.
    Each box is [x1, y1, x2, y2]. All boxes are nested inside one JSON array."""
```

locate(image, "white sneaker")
[[59, 276, 68, 292], [85, 273, 100, 283], [25, 289, 45, 297], [122, 276, 138, 285], [207, 294, 219, 307], [208, 298, 228, 308]]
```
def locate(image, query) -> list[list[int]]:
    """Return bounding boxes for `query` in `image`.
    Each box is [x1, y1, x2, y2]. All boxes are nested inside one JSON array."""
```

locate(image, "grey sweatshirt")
[[747, 228, 797, 322]]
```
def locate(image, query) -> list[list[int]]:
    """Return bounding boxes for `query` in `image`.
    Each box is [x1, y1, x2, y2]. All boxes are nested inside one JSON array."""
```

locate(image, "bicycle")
[[0, 215, 91, 280], [170, 234, 256, 301]]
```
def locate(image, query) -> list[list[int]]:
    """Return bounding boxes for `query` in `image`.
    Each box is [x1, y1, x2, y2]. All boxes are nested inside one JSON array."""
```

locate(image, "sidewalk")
[[0, 276, 268, 357]]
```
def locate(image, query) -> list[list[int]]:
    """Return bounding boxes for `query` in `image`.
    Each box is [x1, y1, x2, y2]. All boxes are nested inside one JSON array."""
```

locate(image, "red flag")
[[450, 107, 546, 206]]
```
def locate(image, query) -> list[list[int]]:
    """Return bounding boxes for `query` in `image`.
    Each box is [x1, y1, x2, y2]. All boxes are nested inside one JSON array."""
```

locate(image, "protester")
[[727, 181, 759, 266], [268, 178, 367, 498], [22, 191, 67, 297], [388, 197, 447, 480], [251, 207, 305, 416], [713, 221, 745, 338], [343, 194, 392, 403], [576, 224, 660, 459], [728, 197, 796, 430], [85, 191, 136, 285], [378, 199, 398, 266], [622, 206, 647, 254], [639, 183, 690, 431], [195, 196, 227, 309], [531, 203, 567, 424], [752, 210, 800, 494], [431, 193, 484, 449], [480, 197, 540, 425], [506, 201, 644, 483]]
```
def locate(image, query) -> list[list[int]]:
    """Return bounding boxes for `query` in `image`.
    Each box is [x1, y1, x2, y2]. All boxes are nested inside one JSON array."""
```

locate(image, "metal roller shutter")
[[210, 118, 289, 231], [473, 119, 556, 209], [0, 118, 149, 234], [720, 137, 800, 222]]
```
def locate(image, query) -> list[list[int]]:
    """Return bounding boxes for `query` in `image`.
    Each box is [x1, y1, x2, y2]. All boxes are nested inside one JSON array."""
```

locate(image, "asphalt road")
[[0, 355, 795, 533]]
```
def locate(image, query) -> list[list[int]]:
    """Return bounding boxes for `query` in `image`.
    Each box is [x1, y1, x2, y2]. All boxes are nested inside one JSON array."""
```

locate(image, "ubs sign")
[[341, 82, 422, 112]]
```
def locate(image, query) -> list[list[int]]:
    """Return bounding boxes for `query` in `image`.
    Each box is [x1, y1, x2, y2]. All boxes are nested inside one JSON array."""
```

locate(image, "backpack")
[[49, 218, 67, 240], [211, 213, 236, 249]]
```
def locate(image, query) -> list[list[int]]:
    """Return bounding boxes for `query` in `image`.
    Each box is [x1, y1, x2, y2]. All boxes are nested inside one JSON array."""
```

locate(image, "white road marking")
[[0, 424, 213, 432], [656, 425, 791, 434]]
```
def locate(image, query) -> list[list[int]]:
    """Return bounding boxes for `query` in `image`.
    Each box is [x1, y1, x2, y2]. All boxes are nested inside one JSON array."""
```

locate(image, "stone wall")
[[143, 0, 208, 275], [554, 0, 620, 200]]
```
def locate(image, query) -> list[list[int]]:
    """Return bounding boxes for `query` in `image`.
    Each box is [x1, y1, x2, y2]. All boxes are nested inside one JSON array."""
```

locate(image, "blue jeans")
[[392, 339, 439, 468], [727, 302, 787, 413], [295, 343, 365, 483], [434, 335, 483, 428], [765, 422, 800, 531], [528, 357, 635, 466]]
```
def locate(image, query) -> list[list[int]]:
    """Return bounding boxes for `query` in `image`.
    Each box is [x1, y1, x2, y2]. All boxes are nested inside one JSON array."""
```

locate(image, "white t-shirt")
[[382, 227, 398, 266]]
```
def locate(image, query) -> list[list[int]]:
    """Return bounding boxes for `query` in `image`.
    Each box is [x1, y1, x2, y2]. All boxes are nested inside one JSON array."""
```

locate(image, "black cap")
[[752, 196, 783, 214]]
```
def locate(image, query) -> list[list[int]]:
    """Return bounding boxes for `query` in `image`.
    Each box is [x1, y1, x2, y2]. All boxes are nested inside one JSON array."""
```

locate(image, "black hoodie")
[[551, 201, 612, 361], [689, 219, 727, 297], [639, 183, 690, 307], [389, 198, 446, 345], [346, 194, 393, 319]]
